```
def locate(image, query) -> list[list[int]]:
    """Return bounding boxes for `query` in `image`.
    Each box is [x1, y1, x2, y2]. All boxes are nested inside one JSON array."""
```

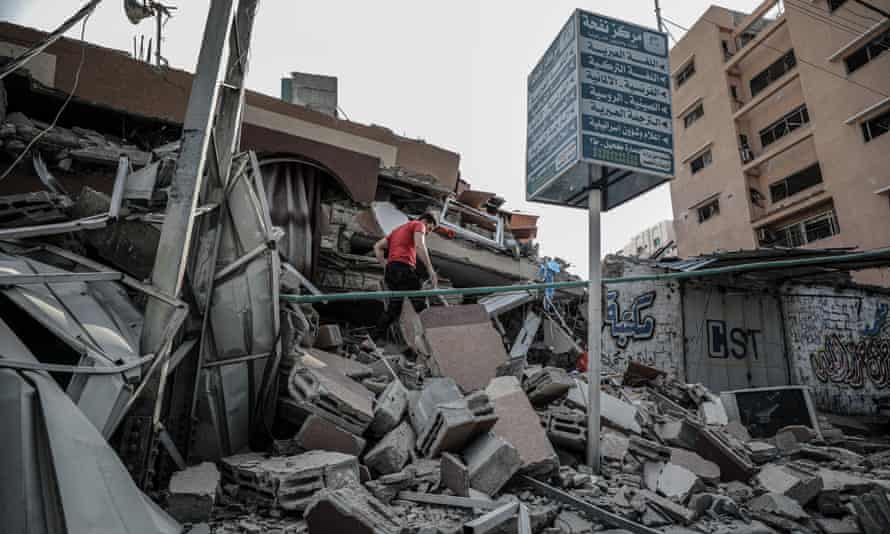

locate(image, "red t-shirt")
[[387, 220, 427, 267]]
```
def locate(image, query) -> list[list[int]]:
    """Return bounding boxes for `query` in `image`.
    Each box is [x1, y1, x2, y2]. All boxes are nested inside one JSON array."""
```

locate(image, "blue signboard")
[[526, 9, 674, 210]]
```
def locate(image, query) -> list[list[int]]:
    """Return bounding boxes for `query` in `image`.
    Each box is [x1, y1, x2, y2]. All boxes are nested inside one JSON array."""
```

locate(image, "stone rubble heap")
[[164, 333, 890, 534]]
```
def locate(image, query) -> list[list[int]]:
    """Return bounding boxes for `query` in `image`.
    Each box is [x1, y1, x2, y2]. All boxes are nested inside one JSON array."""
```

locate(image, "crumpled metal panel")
[[0, 254, 143, 436], [193, 153, 281, 459], [0, 316, 180, 534]]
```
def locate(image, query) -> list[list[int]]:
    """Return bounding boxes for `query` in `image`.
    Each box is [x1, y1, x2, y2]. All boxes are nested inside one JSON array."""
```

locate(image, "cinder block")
[[463, 432, 521, 496], [369, 380, 408, 437], [296, 414, 367, 456], [364, 421, 415, 476], [167, 462, 220, 523]]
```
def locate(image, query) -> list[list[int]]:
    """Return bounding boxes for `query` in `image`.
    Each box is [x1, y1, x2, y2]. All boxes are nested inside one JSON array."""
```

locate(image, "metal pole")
[[654, 0, 664, 32], [586, 187, 602, 472], [154, 4, 162, 67]]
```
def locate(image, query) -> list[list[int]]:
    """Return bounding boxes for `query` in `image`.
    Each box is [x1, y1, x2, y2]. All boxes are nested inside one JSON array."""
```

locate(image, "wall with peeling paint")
[[782, 285, 890, 415]]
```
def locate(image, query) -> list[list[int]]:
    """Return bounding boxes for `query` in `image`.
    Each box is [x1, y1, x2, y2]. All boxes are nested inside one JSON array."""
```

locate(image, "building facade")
[[619, 220, 678, 258], [668, 0, 890, 284]]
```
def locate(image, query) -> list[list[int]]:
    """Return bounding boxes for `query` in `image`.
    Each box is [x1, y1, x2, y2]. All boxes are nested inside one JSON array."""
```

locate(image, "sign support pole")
[[586, 185, 602, 473]]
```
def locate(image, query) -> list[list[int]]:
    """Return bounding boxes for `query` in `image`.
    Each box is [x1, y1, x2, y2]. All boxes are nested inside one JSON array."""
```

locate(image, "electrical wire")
[[0, 13, 92, 183], [785, 0, 877, 36], [660, 15, 889, 99]]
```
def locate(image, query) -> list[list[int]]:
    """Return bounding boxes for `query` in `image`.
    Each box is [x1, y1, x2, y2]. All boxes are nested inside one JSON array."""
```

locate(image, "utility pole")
[[852, 0, 890, 20], [654, 0, 664, 32]]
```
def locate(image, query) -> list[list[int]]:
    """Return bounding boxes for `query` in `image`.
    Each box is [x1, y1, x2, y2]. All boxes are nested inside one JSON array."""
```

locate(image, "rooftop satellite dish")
[[124, 0, 154, 24]]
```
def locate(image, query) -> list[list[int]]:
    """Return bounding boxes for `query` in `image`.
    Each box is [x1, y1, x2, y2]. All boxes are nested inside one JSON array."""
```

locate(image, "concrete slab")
[[485, 377, 559, 477], [755, 464, 823, 506], [296, 414, 367, 456], [463, 432, 521, 496], [424, 321, 507, 393], [284, 361, 375, 435], [305, 485, 402, 534], [748, 493, 809, 521], [670, 448, 720, 484], [364, 421, 415, 476], [657, 463, 702, 502]]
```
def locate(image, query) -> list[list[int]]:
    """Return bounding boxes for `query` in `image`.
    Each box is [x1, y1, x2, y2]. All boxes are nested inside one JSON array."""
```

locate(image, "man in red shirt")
[[373, 212, 439, 336]]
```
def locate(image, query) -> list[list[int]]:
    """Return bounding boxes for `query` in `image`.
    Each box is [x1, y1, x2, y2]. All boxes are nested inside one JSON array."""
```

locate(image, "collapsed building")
[[2, 8, 890, 534]]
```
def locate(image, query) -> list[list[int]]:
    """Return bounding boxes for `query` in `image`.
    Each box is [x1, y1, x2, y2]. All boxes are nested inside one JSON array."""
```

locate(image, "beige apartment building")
[[668, 0, 890, 284]]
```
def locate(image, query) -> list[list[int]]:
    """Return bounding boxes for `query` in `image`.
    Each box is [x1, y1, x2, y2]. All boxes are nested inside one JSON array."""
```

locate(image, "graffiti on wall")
[[706, 320, 762, 360], [605, 290, 656, 349], [811, 303, 890, 389]]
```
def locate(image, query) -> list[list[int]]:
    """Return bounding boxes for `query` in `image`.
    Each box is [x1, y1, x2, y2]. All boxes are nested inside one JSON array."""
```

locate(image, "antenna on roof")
[[124, 0, 177, 67]]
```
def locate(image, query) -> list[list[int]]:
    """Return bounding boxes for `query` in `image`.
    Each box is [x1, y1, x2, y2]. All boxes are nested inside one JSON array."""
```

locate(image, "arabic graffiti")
[[810, 334, 890, 389], [863, 303, 888, 336], [605, 290, 656, 349]]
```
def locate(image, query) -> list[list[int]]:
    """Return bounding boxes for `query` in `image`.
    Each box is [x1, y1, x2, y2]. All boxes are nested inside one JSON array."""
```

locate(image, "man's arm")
[[413, 231, 438, 287], [373, 237, 388, 268]]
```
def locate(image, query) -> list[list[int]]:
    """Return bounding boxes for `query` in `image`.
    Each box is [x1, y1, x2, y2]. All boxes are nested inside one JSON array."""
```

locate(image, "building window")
[[750, 50, 796, 97], [683, 104, 705, 128], [775, 209, 840, 246], [675, 61, 696, 88], [653, 237, 662, 247], [690, 149, 713, 174], [759, 105, 810, 148], [862, 109, 890, 142], [697, 199, 720, 223], [769, 163, 824, 202], [828, 0, 848, 12], [844, 29, 890, 74]]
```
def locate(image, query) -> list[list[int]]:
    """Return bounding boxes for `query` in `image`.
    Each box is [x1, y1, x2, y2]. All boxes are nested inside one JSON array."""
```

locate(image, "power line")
[[0, 12, 93, 182], [660, 15, 889, 99], [784, 0, 876, 36], [787, 0, 881, 32]]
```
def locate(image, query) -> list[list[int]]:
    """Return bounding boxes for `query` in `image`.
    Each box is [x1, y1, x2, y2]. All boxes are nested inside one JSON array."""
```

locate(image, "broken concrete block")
[[167, 462, 220, 523], [365, 460, 441, 504], [463, 432, 521, 496], [670, 448, 720, 484], [678, 420, 756, 482], [724, 421, 752, 442], [296, 414, 367, 456], [440, 452, 470, 497], [643, 461, 664, 492], [282, 361, 375, 435], [296, 348, 373, 381], [657, 463, 702, 502], [523, 367, 574, 404], [305, 485, 402, 534], [370, 380, 408, 437], [409, 377, 463, 436], [364, 421, 415, 476], [629, 436, 671, 462], [655, 420, 686, 446], [818, 467, 875, 493], [699, 396, 728, 426], [420, 304, 508, 392], [315, 324, 343, 349], [485, 376, 559, 477], [546, 405, 586, 452], [755, 463, 823, 506], [601, 391, 642, 434], [748, 493, 809, 521], [601, 431, 630, 462], [415, 392, 497, 458], [636, 489, 696, 524], [747, 441, 780, 464], [774, 430, 801, 455], [219, 450, 359, 512]]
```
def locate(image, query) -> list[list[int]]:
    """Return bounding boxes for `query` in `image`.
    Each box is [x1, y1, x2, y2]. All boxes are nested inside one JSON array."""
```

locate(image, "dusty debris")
[[305, 485, 402, 534], [167, 462, 221, 523]]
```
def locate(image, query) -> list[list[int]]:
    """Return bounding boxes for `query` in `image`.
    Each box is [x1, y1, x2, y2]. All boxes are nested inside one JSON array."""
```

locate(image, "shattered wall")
[[782, 284, 890, 415], [602, 259, 685, 378]]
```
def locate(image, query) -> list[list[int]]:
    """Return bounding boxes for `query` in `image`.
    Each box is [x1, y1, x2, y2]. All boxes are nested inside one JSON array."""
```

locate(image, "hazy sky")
[[4, 0, 762, 274]]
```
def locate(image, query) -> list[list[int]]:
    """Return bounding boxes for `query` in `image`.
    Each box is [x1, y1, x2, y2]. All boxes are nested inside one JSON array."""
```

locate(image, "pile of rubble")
[[161, 304, 890, 534]]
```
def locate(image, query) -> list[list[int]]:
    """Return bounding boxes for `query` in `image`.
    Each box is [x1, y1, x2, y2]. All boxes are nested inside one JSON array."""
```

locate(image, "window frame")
[[690, 149, 713, 174], [844, 28, 890, 74], [749, 50, 796, 97], [697, 198, 720, 223], [683, 103, 705, 129], [863, 109, 890, 143], [759, 105, 810, 148], [675, 61, 696, 88], [774, 209, 840, 246], [768, 163, 824, 203]]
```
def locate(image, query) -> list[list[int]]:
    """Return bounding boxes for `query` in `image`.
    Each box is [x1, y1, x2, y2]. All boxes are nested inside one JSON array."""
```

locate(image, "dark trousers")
[[375, 261, 424, 336]]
